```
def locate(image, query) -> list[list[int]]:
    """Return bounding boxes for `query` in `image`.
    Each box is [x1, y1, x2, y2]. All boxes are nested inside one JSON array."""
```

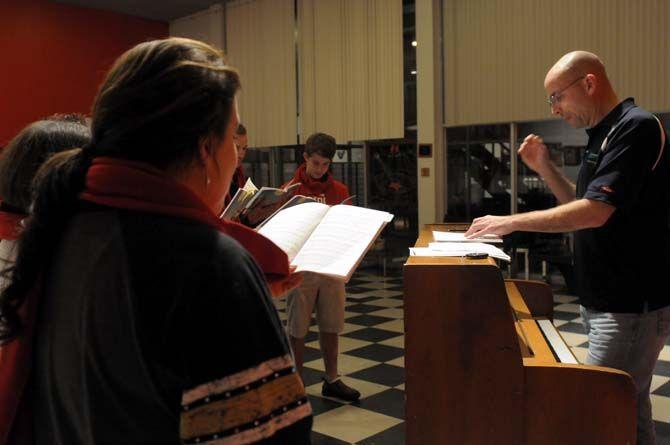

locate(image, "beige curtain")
[[299, 0, 404, 142], [443, 0, 670, 127], [169, 5, 225, 49], [226, 0, 296, 147]]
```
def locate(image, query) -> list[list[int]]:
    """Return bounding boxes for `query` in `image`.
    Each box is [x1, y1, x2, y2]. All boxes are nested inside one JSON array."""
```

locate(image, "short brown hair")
[[304, 132, 336, 159]]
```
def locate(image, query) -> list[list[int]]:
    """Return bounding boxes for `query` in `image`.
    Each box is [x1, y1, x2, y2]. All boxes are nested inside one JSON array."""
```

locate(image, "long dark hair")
[[0, 38, 241, 342]]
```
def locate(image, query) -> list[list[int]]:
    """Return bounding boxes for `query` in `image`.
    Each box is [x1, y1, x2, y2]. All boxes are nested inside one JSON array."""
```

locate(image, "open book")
[[255, 194, 356, 230], [220, 178, 301, 226], [255, 195, 317, 230], [257, 202, 393, 281]]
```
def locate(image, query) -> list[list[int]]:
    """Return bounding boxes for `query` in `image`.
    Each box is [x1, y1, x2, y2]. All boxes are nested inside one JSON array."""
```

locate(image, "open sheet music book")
[[258, 202, 393, 281], [220, 178, 301, 227], [220, 178, 258, 220], [255, 195, 317, 230], [255, 194, 357, 230]]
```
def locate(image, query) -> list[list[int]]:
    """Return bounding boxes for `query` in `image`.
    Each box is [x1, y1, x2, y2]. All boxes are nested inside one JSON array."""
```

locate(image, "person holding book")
[[0, 38, 311, 444], [283, 132, 361, 402]]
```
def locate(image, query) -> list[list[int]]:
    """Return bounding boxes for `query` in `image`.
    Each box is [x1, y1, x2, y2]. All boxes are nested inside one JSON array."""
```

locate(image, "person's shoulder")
[[625, 105, 657, 126], [118, 210, 248, 262], [612, 104, 661, 142]]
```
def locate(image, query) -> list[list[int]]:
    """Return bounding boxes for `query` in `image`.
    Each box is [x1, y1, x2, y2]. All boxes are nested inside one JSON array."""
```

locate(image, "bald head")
[[545, 51, 611, 89], [543, 51, 619, 128]]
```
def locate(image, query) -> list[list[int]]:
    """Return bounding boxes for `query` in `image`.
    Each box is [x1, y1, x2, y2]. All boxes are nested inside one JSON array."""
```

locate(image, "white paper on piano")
[[432, 231, 503, 244], [409, 242, 511, 261]]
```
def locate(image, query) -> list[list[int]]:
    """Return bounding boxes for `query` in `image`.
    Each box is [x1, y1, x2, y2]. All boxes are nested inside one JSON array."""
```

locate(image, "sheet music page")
[[292, 205, 393, 280], [255, 195, 317, 230], [257, 202, 329, 261], [432, 231, 503, 243], [426, 242, 510, 261]]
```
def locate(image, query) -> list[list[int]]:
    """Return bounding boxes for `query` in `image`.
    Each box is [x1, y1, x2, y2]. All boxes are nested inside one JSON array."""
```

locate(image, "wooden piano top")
[[405, 223, 497, 266]]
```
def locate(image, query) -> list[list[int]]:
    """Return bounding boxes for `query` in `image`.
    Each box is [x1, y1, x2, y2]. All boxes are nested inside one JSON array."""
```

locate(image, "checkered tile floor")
[[274, 268, 670, 444]]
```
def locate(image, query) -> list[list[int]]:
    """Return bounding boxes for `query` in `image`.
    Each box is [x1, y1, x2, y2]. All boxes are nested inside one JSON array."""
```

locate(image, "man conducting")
[[465, 51, 670, 444]]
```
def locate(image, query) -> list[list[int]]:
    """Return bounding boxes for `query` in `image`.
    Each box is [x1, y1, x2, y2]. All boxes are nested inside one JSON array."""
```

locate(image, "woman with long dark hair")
[[0, 38, 311, 444]]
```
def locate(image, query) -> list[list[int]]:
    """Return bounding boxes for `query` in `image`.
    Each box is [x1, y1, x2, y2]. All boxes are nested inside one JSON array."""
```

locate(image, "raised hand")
[[518, 134, 551, 174]]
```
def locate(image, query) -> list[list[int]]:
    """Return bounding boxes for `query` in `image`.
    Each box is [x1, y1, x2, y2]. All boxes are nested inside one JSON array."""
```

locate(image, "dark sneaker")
[[321, 378, 361, 402]]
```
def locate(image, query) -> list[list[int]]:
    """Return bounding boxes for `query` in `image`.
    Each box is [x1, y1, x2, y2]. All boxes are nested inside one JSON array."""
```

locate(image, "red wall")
[[0, 0, 168, 145]]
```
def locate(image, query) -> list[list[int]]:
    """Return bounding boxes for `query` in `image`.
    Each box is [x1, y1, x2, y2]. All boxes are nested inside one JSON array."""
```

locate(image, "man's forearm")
[[511, 199, 614, 233], [537, 163, 576, 205]]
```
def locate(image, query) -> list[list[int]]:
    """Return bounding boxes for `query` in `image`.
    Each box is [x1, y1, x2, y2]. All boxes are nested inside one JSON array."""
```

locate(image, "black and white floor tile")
[[274, 268, 670, 444]]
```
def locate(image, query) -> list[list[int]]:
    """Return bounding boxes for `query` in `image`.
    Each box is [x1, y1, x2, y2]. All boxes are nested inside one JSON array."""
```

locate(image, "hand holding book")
[[266, 266, 304, 298]]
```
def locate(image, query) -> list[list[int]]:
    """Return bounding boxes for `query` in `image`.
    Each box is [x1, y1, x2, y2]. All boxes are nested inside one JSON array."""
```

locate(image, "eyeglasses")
[[547, 76, 585, 107]]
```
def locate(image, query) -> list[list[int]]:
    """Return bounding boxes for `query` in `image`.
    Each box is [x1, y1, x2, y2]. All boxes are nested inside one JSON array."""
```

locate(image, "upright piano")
[[404, 224, 636, 444]]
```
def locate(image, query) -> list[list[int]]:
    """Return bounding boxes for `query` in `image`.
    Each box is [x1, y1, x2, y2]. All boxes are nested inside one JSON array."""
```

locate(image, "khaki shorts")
[[286, 272, 345, 338]]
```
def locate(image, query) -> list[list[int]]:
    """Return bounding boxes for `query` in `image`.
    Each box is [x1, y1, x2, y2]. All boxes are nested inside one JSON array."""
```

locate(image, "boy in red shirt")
[[283, 132, 360, 401]]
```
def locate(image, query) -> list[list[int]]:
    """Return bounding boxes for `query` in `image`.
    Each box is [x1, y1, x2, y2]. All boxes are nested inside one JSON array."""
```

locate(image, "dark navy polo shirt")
[[575, 98, 670, 312]]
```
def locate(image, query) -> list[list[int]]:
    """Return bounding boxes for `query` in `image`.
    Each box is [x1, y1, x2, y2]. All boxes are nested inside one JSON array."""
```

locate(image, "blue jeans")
[[581, 305, 670, 445]]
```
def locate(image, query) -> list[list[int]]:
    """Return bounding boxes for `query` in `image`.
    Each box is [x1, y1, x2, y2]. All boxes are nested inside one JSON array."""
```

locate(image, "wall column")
[[416, 0, 445, 226]]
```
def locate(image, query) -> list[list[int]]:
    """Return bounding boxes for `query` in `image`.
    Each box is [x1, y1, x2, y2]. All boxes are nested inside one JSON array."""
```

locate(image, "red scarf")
[[0, 208, 25, 241], [80, 157, 289, 278]]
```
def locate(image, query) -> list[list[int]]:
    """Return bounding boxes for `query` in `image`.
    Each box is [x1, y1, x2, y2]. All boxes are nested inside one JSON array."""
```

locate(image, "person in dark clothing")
[[465, 51, 670, 445], [0, 116, 91, 444], [0, 37, 311, 444]]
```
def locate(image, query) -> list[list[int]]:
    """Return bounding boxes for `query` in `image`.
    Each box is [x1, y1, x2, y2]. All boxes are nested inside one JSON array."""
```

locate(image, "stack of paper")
[[409, 232, 510, 262], [432, 231, 502, 243], [427, 242, 510, 261]]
